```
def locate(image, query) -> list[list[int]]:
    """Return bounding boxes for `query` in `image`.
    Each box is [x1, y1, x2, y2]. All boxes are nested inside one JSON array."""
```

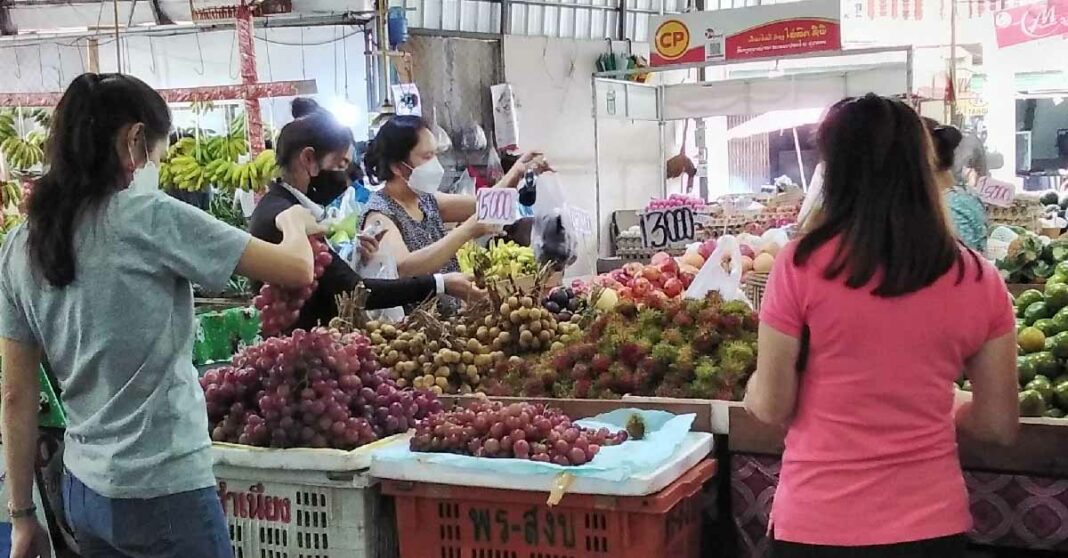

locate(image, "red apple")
[[609, 269, 629, 284], [739, 244, 756, 259], [698, 239, 717, 259], [631, 277, 652, 297], [650, 252, 673, 266], [616, 286, 634, 300], [623, 262, 645, 278], [641, 266, 662, 283], [657, 257, 680, 277], [662, 277, 684, 298], [680, 270, 696, 288], [644, 290, 669, 309]]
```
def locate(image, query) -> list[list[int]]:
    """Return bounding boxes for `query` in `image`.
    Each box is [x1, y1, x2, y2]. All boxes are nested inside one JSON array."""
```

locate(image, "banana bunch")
[[458, 239, 537, 280], [0, 206, 24, 247], [224, 149, 277, 193], [0, 180, 21, 208], [0, 112, 18, 142], [166, 155, 208, 192], [1, 133, 44, 171]]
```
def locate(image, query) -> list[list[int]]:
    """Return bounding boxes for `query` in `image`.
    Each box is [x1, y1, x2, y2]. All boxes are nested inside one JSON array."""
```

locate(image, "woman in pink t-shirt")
[[744, 94, 1019, 557]]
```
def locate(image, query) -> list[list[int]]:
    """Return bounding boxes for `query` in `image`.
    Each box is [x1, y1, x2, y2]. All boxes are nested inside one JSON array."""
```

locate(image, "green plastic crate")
[[193, 307, 261, 366], [37, 366, 65, 429]]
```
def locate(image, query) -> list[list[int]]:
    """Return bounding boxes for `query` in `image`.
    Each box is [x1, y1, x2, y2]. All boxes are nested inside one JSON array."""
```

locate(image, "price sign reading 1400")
[[476, 188, 519, 225], [640, 207, 696, 249]]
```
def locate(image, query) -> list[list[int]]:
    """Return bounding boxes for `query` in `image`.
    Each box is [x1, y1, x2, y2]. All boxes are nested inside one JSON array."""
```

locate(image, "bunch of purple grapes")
[[410, 400, 628, 466], [253, 236, 334, 336], [200, 327, 444, 450]]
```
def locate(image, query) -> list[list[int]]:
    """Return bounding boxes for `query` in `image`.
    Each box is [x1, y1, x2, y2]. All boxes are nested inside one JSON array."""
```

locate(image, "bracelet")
[[8, 503, 36, 519], [433, 274, 446, 295]]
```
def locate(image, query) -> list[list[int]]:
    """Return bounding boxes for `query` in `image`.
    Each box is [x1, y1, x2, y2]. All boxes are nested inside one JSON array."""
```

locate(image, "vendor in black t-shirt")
[[248, 98, 478, 332]]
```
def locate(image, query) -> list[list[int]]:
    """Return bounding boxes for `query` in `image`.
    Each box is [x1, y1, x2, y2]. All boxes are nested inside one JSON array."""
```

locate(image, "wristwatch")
[[8, 503, 36, 519]]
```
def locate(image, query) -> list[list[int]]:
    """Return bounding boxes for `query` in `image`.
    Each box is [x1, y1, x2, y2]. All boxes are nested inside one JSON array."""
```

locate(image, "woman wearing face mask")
[[0, 74, 327, 558], [248, 99, 480, 331], [361, 115, 550, 279]]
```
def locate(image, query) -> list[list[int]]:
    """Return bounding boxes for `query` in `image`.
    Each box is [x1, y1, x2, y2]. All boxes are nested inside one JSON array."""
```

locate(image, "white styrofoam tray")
[[211, 434, 403, 472], [369, 431, 714, 497]]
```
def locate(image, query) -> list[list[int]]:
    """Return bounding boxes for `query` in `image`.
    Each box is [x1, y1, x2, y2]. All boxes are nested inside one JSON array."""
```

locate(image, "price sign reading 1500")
[[476, 188, 519, 225], [640, 207, 696, 249]]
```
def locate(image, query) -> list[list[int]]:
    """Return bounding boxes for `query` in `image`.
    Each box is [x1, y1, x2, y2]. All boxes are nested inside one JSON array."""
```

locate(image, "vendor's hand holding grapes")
[[276, 206, 327, 236], [442, 272, 484, 302]]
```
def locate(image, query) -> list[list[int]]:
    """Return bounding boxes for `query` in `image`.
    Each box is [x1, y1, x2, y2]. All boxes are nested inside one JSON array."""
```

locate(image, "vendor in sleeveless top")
[[248, 99, 480, 331], [360, 116, 550, 280]]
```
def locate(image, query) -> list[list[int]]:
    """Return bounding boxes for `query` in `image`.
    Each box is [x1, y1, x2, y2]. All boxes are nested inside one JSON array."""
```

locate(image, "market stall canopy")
[[725, 107, 824, 140], [660, 62, 909, 121]]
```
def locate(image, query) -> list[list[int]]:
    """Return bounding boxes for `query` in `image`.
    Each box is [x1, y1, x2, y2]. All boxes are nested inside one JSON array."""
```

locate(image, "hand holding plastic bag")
[[684, 235, 751, 305]]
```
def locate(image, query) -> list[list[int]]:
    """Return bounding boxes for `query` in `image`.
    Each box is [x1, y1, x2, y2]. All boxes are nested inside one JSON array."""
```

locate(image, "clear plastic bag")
[[531, 173, 578, 272], [684, 235, 751, 305], [359, 252, 405, 323]]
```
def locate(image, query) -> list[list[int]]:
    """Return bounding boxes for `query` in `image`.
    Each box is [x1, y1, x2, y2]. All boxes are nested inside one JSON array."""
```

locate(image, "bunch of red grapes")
[[253, 236, 334, 336], [410, 400, 628, 466], [201, 327, 443, 450]]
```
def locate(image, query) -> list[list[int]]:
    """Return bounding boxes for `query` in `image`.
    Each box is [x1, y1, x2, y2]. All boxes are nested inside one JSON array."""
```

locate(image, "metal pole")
[[112, 0, 121, 71], [792, 126, 807, 190], [592, 75, 603, 256]]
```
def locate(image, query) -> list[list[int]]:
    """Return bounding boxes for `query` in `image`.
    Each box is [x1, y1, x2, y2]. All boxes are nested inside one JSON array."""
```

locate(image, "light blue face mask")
[[129, 160, 160, 192], [128, 137, 159, 193]]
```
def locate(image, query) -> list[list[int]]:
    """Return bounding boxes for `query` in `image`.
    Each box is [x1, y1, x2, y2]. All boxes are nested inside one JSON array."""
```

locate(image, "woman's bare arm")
[[744, 323, 802, 426]]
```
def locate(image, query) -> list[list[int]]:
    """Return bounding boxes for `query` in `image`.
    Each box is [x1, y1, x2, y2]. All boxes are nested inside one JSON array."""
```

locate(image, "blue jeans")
[[63, 471, 233, 558]]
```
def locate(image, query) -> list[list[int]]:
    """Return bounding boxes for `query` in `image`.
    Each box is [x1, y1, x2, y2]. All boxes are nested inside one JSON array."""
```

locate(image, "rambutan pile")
[[530, 292, 758, 400]]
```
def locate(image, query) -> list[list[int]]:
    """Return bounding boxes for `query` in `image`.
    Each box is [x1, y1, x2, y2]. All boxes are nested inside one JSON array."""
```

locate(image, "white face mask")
[[129, 138, 160, 193], [403, 158, 445, 194]]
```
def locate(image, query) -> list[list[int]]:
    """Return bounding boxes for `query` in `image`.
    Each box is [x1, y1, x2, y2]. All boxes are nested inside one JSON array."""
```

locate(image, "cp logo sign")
[[655, 20, 690, 61]]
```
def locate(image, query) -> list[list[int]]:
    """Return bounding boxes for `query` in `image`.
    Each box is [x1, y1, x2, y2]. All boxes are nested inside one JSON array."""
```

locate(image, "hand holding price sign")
[[640, 207, 696, 249], [975, 177, 1015, 208], [476, 188, 519, 225]]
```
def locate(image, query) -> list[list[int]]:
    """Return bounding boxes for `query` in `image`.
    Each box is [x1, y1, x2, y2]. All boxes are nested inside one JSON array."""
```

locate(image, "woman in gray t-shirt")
[[0, 74, 322, 558]]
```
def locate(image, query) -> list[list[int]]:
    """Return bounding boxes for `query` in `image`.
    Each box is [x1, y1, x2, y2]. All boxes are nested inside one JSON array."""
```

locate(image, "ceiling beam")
[[148, 0, 174, 25], [0, 1, 16, 35]]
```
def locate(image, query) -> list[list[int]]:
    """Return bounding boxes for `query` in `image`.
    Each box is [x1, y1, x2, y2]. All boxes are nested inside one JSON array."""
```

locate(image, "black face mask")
[[307, 169, 350, 205]]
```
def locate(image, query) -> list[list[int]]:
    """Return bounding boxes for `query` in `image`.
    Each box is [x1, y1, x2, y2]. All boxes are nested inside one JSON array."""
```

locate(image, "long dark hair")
[[275, 98, 353, 169], [363, 115, 429, 184], [795, 94, 969, 297], [28, 73, 170, 287], [923, 117, 964, 171]]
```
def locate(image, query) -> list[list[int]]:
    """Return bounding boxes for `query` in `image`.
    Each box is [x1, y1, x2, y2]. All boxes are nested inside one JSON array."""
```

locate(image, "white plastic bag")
[[358, 252, 405, 323], [684, 235, 751, 305]]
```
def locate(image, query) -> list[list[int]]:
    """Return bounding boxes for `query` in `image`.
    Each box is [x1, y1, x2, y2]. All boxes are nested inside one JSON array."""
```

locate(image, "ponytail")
[[27, 73, 170, 287]]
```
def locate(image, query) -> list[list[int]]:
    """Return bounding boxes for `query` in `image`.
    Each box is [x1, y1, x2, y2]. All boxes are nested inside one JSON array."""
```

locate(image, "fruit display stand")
[[727, 407, 1068, 557], [212, 439, 403, 558]]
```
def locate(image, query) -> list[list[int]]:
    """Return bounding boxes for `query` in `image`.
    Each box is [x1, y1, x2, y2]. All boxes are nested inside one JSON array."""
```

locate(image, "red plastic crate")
[[383, 459, 716, 558]]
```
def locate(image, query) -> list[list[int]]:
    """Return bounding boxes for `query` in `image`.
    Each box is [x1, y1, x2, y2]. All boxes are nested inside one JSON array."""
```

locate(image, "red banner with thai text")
[[724, 19, 842, 61], [994, 0, 1068, 48]]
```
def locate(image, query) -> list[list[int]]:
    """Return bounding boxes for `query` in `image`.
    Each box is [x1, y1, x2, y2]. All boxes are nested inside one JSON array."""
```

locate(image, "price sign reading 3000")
[[640, 207, 696, 249], [476, 188, 519, 225]]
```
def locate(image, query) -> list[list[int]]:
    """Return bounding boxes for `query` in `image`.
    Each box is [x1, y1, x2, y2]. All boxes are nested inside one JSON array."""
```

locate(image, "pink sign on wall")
[[993, 0, 1068, 48]]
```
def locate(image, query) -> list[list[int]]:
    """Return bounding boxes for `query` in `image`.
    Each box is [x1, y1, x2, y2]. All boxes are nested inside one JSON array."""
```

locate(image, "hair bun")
[[935, 125, 963, 151], [291, 97, 323, 119]]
